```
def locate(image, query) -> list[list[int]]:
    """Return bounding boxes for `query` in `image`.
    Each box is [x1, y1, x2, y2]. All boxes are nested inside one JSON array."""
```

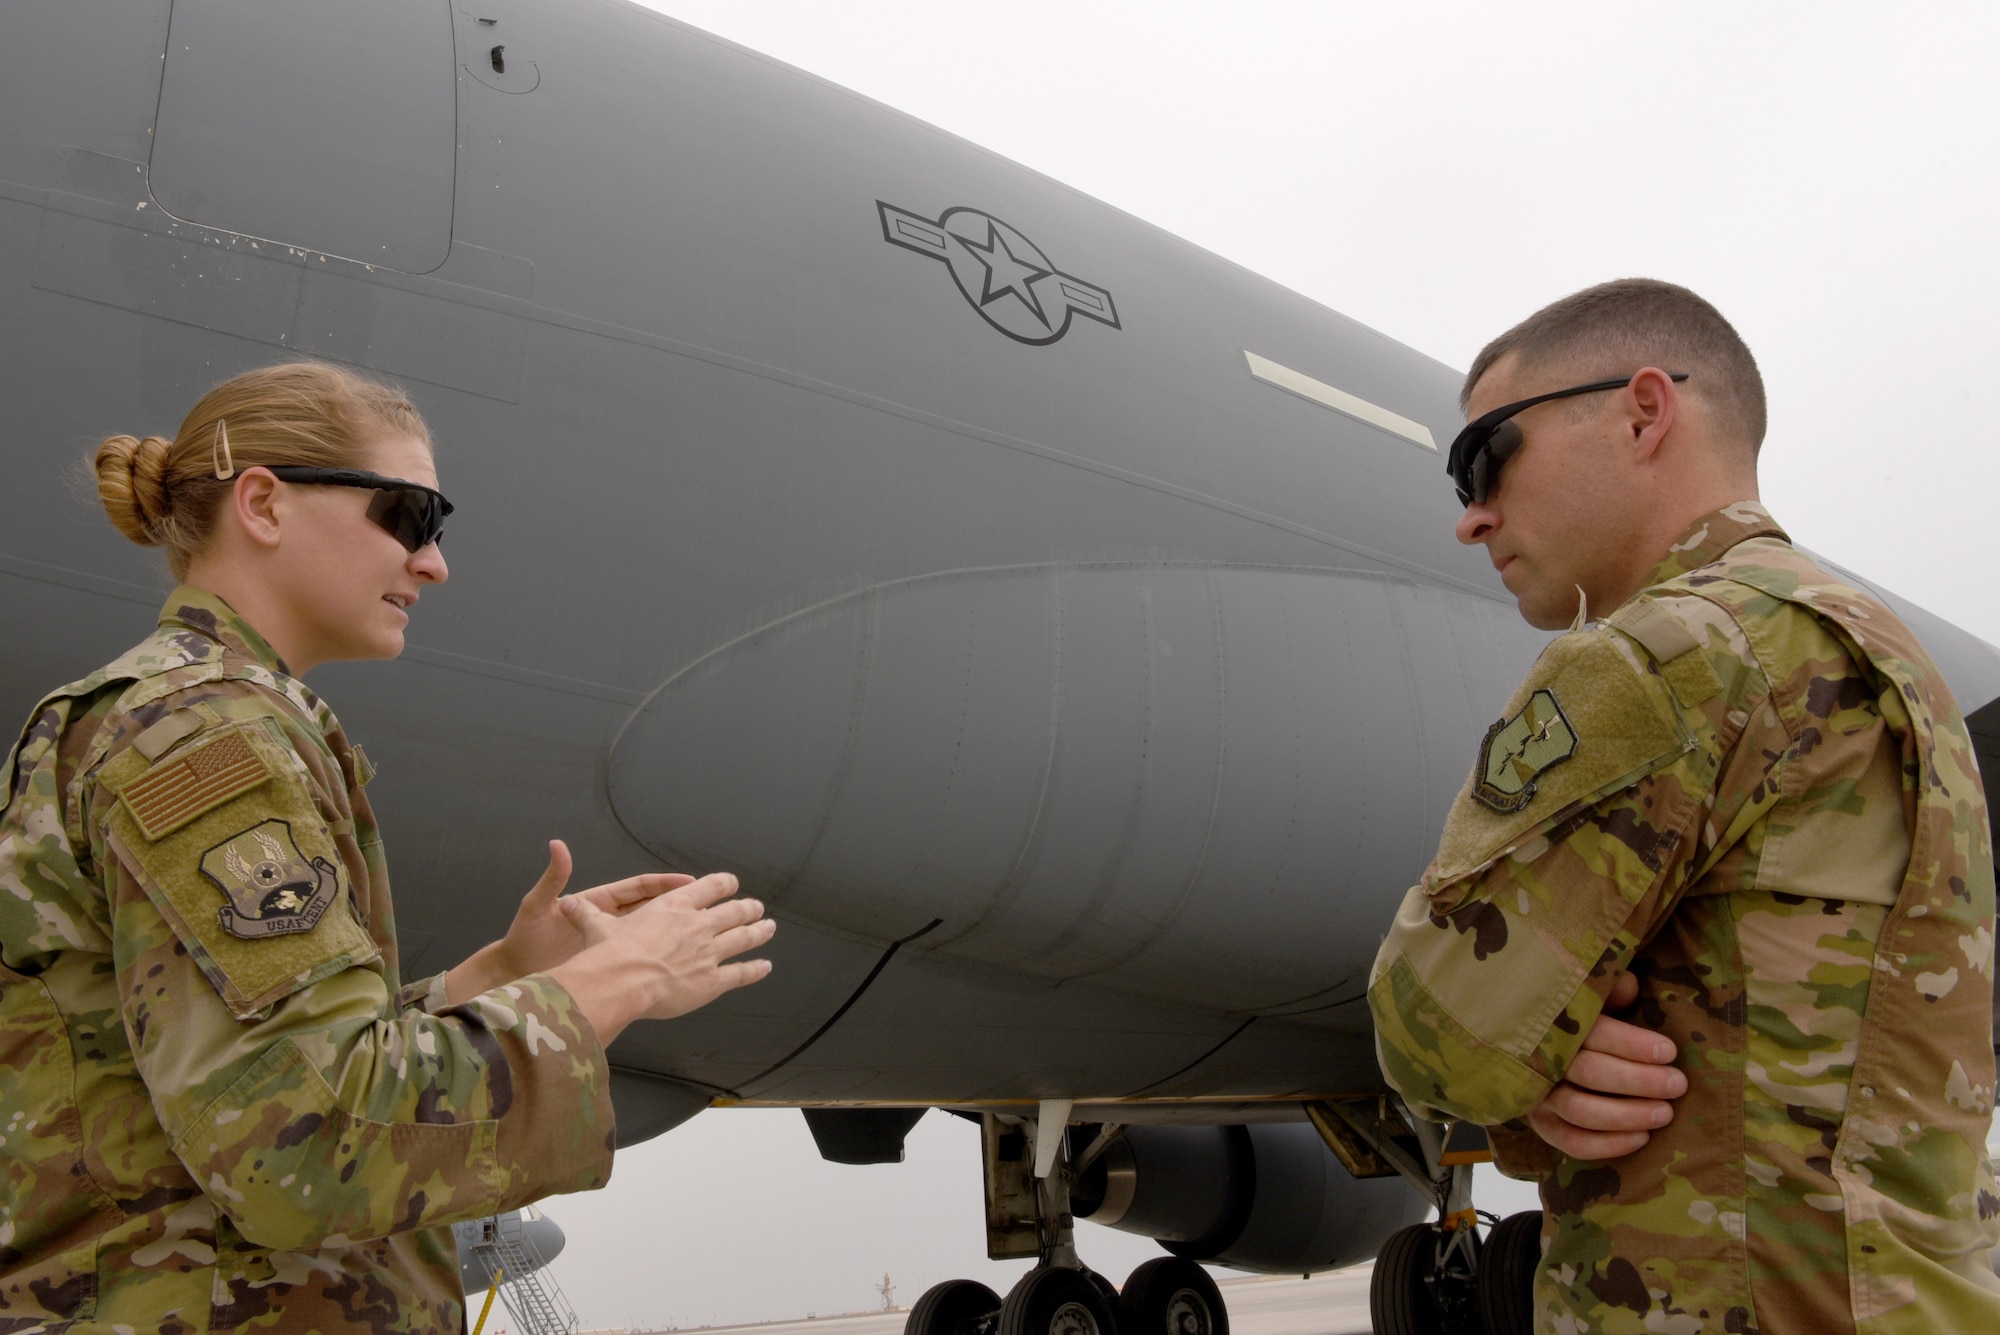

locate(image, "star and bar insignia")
[[1472, 688, 1579, 813], [878, 201, 1120, 346]]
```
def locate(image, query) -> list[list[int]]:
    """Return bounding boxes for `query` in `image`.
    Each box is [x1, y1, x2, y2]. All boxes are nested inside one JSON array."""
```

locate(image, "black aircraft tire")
[[1368, 1224, 1444, 1335], [907, 1279, 1003, 1335], [1117, 1257, 1227, 1335], [1476, 1212, 1542, 1335], [999, 1266, 1118, 1335]]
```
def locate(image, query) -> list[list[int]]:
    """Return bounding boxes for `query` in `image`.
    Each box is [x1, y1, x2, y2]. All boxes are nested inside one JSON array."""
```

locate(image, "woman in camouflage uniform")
[[0, 363, 775, 1332]]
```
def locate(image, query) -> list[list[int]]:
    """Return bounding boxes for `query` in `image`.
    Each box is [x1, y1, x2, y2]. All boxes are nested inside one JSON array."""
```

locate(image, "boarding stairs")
[[466, 1212, 580, 1335]]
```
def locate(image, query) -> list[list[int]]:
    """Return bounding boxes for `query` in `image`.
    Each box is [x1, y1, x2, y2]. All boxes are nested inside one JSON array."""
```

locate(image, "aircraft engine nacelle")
[[1072, 1123, 1429, 1274]]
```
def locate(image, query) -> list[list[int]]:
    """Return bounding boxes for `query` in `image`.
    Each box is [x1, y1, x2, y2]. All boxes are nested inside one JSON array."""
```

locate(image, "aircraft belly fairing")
[[610, 561, 1549, 1012]]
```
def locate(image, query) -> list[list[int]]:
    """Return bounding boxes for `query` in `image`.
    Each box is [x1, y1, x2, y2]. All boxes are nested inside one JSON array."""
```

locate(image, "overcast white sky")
[[534, 3, 2000, 1328]]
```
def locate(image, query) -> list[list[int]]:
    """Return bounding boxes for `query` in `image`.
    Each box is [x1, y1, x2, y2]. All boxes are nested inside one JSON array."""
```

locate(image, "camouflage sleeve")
[[1485, 1118, 1562, 1180], [150, 961, 616, 1251], [93, 688, 614, 1252], [1367, 621, 1711, 1126], [397, 972, 453, 1013]]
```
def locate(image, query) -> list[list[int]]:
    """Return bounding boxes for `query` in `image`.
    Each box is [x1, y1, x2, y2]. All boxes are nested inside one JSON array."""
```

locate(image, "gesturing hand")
[[550, 870, 776, 1044], [1526, 972, 1689, 1160], [494, 840, 696, 980], [445, 841, 695, 1004]]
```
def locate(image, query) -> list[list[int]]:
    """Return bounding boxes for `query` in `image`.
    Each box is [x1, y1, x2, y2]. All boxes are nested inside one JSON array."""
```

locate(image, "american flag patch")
[[120, 729, 274, 841]]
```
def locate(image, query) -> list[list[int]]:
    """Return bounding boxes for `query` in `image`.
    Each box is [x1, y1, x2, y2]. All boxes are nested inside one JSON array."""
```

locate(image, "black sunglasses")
[[264, 466, 453, 552], [1446, 372, 1689, 506]]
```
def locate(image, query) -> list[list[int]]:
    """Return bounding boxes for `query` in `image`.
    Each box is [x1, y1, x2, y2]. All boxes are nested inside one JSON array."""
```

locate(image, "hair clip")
[[212, 419, 235, 480]]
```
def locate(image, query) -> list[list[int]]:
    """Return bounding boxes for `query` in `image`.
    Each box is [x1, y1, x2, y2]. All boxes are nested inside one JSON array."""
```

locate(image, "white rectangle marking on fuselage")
[[1244, 350, 1437, 451]]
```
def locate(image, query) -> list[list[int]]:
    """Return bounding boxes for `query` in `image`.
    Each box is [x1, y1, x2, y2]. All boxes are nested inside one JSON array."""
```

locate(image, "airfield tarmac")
[[625, 1269, 1376, 1335]]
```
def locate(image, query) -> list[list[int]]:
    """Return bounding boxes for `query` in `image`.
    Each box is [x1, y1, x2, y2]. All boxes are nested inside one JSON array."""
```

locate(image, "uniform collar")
[[158, 585, 292, 677], [1642, 500, 1789, 588]]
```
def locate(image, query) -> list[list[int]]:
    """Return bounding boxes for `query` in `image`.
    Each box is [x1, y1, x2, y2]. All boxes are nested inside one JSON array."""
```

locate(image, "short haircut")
[[1462, 279, 1767, 453]]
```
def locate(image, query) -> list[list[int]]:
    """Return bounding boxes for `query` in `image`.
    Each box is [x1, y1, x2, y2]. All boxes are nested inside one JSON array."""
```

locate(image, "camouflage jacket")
[[1369, 503, 1999, 1334], [0, 588, 616, 1333]]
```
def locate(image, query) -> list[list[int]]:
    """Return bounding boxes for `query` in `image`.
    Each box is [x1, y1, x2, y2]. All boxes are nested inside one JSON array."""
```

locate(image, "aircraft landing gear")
[[1309, 1098, 1540, 1335], [906, 1279, 1002, 1335], [1115, 1257, 1226, 1335], [999, 1267, 1115, 1335], [1474, 1211, 1541, 1335], [1368, 1221, 1479, 1335], [1366, 1208, 1543, 1335], [908, 1106, 1189, 1335]]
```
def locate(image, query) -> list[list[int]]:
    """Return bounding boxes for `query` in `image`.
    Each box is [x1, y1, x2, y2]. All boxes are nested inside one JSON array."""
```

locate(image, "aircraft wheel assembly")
[[999, 1266, 1117, 1335], [906, 1279, 1003, 1335], [1368, 1222, 1479, 1335], [1474, 1212, 1541, 1335], [1117, 1257, 1226, 1335], [1084, 1269, 1121, 1315]]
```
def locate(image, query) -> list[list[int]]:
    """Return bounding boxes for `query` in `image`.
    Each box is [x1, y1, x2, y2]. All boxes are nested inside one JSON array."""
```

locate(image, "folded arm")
[[1367, 625, 1705, 1128]]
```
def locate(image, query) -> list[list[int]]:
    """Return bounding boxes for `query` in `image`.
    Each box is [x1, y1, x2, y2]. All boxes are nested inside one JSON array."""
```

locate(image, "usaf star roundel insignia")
[[878, 201, 1121, 345], [1473, 688, 1579, 813], [200, 818, 342, 939]]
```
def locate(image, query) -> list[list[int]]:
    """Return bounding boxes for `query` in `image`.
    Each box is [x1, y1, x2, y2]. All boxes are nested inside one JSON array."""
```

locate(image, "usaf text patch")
[[1473, 688, 1579, 813], [200, 818, 341, 939]]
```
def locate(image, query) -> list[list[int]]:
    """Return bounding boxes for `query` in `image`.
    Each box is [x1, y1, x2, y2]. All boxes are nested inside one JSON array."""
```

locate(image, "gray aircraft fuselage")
[[5, 0, 1998, 1156]]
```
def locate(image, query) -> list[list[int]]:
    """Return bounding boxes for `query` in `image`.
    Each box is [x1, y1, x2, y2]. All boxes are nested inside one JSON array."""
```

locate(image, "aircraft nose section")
[[518, 1206, 565, 1266], [453, 1206, 566, 1295], [608, 563, 1544, 1011]]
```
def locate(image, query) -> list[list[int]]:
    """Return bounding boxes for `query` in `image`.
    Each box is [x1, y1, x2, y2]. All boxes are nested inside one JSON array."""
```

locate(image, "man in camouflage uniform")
[[1369, 279, 1999, 1333], [0, 587, 682, 1330]]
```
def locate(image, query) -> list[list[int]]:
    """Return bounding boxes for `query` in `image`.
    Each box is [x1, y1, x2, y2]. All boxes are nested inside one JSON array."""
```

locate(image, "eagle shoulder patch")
[[1473, 688, 1579, 813], [200, 818, 341, 939]]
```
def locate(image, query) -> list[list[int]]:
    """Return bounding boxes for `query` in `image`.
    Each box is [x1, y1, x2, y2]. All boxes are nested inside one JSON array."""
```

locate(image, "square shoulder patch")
[[1431, 627, 1692, 888], [104, 722, 378, 1018]]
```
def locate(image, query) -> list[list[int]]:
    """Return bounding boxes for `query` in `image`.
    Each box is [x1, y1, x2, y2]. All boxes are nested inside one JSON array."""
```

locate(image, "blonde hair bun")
[[81, 362, 431, 579], [93, 433, 175, 547]]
